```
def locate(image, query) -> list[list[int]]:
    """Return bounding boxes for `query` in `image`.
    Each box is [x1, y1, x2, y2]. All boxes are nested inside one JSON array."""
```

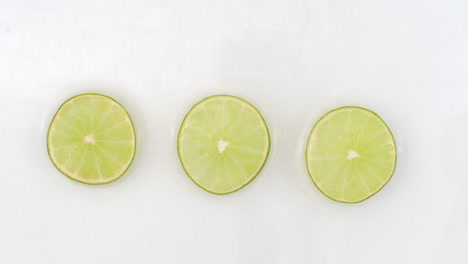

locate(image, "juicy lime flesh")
[[178, 95, 270, 194], [306, 107, 396, 203], [47, 94, 136, 184]]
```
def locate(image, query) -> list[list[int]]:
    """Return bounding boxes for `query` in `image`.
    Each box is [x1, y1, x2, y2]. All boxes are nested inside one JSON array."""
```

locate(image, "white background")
[[1, 0, 467, 263]]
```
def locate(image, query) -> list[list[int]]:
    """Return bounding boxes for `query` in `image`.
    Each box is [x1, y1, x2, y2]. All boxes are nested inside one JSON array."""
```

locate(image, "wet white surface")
[[0, 0, 467, 263]]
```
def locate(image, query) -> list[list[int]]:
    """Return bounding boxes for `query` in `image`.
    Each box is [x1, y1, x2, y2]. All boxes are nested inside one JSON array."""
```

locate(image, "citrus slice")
[[47, 93, 136, 184], [177, 95, 270, 194], [306, 106, 396, 203]]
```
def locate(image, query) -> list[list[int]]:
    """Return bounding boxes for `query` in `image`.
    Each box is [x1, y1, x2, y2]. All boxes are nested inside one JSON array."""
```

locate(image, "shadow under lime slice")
[[47, 93, 136, 184], [306, 106, 396, 203], [177, 95, 270, 194]]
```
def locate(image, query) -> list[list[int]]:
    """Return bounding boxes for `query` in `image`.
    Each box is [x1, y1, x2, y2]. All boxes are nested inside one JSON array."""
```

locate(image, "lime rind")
[[177, 94, 271, 195], [47, 93, 136, 185], [305, 106, 397, 203]]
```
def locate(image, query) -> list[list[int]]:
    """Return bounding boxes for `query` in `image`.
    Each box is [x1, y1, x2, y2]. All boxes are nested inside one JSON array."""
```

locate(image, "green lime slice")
[[306, 106, 396, 203], [47, 93, 136, 184], [177, 95, 270, 194]]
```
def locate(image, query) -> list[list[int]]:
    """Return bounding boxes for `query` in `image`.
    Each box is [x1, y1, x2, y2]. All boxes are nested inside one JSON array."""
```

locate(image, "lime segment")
[[177, 95, 270, 194], [306, 106, 396, 203], [47, 93, 136, 184]]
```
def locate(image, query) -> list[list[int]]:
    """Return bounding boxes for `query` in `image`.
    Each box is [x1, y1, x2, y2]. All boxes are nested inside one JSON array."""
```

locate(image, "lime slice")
[[306, 106, 396, 203], [177, 95, 270, 194], [47, 93, 136, 184]]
